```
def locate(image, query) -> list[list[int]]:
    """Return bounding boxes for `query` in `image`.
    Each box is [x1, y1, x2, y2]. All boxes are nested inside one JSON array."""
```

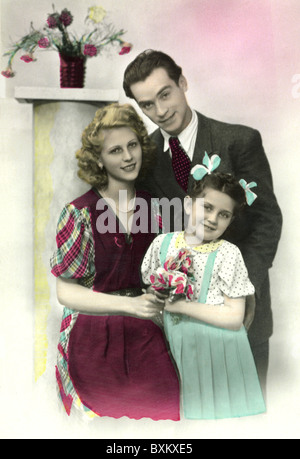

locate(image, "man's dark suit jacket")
[[137, 111, 282, 347]]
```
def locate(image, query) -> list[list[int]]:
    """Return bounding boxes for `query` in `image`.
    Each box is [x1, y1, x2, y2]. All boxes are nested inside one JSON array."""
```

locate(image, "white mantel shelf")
[[14, 86, 119, 104]]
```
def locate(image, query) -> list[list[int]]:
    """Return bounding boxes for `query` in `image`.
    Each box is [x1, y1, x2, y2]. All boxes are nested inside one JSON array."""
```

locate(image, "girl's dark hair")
[[123, 49, 182, 99], [190, 172, 247, 214], [76, 103, 156, 189]]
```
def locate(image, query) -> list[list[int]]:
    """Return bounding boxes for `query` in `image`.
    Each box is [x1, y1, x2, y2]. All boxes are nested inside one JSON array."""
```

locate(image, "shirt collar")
[[161, 109, 198, 153], [175, 231, 224, 253]]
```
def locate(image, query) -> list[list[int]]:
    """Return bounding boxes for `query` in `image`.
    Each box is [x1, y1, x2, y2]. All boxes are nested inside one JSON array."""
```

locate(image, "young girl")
[[50, 103, 180, 421], [141, 156, 266, 420]]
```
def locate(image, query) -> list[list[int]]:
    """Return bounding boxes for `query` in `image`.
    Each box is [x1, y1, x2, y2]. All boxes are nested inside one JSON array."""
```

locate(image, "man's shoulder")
[[196, 111, 260, 139], [150, 127, 163, 142]]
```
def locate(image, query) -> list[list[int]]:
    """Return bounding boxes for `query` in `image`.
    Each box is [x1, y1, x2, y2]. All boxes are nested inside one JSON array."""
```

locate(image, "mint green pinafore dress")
[[157, 232, 266, 420]]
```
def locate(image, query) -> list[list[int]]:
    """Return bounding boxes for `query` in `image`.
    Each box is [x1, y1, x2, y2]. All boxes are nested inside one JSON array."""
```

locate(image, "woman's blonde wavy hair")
[[76, 103, 156, 189]]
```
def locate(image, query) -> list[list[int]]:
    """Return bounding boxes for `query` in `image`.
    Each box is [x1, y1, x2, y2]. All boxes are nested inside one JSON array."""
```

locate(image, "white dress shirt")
[[160, 109, 198, 161]]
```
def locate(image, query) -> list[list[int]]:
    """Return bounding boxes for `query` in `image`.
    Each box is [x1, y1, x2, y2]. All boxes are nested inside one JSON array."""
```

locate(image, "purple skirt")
[[67, 314, 180, 421]]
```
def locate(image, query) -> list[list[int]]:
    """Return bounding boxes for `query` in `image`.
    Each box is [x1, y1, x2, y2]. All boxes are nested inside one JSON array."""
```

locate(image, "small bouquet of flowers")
[[150, 250, 195, 303], [2, 5, 132, 78]]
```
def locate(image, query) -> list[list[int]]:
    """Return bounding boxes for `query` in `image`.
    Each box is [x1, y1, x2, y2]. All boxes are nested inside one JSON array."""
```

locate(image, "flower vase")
[[59, 53, 86, 88]]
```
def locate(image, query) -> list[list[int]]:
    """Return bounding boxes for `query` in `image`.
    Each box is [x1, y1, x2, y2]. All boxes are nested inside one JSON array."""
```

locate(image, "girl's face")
[[185, 187, 235, 243], [98, 127, 142, 187]]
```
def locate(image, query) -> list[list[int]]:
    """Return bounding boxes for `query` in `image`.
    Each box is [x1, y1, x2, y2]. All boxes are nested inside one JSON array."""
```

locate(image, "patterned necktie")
[[169, 136, 191, 192]]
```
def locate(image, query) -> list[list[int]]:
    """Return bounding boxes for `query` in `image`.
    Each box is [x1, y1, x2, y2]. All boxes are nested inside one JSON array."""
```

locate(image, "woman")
[[50, 103, 180, 421]]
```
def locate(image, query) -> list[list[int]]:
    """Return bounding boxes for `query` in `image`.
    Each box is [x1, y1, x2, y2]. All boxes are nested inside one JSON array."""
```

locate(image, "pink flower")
[[20, 54, 35, 63], [181, 257, 192, 274], [167, 274, 174, 287], [181, 265, 188, 275], [84, 44, 97, 57], [38, 37, 50, 48], [169, 262, 178, 270], [174, 283, 185, 295], [157, 273, 167, 285], [164, 255, 182, 272], [47, 15, 58, 28], [153, 286, 163, 291], [174, 275, 185, 284], [119, 42, 132, 55], [187, 285, 194, 300], [155, 214, 163, 229], [59, 9, 73, 27], [1, 68, 14, 78]]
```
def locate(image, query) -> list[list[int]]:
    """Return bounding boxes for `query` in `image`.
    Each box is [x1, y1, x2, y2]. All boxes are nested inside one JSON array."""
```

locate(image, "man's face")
[[130, 67, 192, 136]]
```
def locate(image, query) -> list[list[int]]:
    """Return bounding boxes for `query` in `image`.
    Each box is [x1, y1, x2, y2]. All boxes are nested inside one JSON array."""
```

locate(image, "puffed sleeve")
[[141, 234, 165, 285], [50, 204, 95, 279], [218, 243, 255, 298]]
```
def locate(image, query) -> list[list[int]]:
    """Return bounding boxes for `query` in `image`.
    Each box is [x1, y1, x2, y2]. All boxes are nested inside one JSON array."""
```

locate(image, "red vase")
[[59, 53, 86, 88]]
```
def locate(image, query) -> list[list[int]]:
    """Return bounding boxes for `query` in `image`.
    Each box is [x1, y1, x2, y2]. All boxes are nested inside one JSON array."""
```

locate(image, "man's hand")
[[244, 294, 256, 331]]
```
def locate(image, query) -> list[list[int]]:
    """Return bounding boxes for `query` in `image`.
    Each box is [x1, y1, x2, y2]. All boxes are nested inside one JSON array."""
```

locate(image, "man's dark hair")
[[123, 49, 182, 99]]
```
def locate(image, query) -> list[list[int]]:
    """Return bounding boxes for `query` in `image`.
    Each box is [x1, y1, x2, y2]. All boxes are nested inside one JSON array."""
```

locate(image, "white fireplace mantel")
[[15, 86, 120, 380], [14, 86, 119, 104]]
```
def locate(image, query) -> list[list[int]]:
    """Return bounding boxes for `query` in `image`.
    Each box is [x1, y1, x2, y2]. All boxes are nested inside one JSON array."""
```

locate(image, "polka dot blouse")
[[141, 231, 255, 305]]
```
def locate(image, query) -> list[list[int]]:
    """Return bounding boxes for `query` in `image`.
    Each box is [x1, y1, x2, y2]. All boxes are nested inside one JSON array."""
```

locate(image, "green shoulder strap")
[[159, 233, 175, 266], [198, 250, 219, 303]]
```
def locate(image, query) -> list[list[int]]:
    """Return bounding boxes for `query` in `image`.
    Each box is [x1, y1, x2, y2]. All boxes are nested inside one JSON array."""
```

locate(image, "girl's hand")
[[164, 299, 185, 314], [165, 295, 245, 331], [130, 293, 164, 319]]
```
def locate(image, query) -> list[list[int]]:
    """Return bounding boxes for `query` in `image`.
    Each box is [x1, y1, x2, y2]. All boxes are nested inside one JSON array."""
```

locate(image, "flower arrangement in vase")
[[1, 5, 133, 88]]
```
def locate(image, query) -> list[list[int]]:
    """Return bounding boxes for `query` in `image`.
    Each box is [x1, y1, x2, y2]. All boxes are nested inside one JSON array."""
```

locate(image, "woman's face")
[[98, 127, 142, 186], [185, 187, 235, 243]]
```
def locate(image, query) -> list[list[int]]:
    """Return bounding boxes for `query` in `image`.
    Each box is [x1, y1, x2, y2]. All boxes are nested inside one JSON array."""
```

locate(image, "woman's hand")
[[129, 293, 165, 319], [145, 286, 169, 304], [56, 278, 164, 319]]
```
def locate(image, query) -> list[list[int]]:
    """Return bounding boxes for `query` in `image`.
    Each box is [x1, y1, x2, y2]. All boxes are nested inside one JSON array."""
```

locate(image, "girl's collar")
[[175, 231, 224, 253]]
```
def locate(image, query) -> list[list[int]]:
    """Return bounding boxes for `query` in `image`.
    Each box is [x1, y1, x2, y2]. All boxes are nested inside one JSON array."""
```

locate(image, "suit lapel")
[[187, 112, 214, 193], [192, 112, 214, 167]]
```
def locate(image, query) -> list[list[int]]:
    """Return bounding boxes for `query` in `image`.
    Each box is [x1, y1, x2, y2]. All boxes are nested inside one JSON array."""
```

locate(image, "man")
[[123, 49, 282, 395]]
